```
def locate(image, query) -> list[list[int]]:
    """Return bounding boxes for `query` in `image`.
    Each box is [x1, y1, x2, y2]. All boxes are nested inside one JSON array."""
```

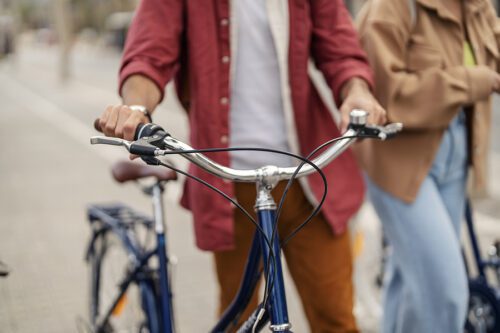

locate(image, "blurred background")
[[0, 1, 498, 332]]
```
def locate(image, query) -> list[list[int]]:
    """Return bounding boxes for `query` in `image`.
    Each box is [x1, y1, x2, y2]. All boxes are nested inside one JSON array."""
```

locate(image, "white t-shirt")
[[229, 0, 292, 169]]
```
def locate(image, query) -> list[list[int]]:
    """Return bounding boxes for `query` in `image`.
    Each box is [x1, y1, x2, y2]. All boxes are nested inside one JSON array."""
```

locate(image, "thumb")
[[340, 119, 349, 134], [339, 106, 350, 133]]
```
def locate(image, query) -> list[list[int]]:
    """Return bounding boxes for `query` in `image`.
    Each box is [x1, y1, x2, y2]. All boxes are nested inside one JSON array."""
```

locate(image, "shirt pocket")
[[406, 43, 444, 72]]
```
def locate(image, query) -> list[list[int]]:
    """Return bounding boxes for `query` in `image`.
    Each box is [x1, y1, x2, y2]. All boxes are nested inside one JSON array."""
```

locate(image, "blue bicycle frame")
[[211, 182, 293, 332], [87, 182, 175, 333], [464, 199, 500, 282], [152, 184, 175, 332]]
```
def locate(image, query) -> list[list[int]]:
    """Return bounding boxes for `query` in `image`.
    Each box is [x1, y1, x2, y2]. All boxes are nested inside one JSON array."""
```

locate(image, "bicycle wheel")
[[464, 280, 500, 333], [88, 229, 159, 333]]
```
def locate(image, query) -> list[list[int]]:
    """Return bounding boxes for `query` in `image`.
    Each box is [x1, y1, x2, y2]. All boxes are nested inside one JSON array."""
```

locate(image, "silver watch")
[[129, 105, 152, 122]]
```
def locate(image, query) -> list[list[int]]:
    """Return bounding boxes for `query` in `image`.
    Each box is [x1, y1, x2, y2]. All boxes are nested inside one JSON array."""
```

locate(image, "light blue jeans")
[[367, 112, 469, 333]]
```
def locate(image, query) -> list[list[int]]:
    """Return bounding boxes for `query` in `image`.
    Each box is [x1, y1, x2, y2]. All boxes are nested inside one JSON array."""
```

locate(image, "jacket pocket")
[[406, 43, 444, 72]]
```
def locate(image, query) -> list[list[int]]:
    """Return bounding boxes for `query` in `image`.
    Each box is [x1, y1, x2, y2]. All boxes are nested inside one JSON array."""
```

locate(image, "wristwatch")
[[129, 105, 153, 122]]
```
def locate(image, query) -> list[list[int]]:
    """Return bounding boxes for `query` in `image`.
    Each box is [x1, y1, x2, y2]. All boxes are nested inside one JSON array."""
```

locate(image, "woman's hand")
[[489, 69, 500, 93], [339, 78, 387, 132]]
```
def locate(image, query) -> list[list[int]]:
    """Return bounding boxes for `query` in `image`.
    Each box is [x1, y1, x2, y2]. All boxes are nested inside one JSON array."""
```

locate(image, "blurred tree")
[[51, 0, 137, 80], [53, 0, 72, 80], [70, 0, 136, 32]]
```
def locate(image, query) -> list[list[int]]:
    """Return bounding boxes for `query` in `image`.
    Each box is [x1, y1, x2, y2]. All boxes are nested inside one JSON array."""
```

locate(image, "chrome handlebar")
[[90, 110, 403, 184]]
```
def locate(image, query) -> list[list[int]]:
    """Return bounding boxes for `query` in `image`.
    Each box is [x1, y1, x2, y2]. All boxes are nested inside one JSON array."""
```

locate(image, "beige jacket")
[[356, 0, 500, 202]]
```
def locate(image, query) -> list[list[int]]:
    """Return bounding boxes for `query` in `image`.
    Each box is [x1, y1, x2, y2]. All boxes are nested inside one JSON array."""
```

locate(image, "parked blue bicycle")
[[86, 160, 177, 333], [88, 110, 401, 332], [464, 200, 500, 333]]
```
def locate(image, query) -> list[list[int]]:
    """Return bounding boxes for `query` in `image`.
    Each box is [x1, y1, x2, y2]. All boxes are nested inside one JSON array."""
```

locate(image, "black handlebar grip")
[[134, 123, 145, 140], [134, 123, 169, 140], [94, 119, 102, 132]]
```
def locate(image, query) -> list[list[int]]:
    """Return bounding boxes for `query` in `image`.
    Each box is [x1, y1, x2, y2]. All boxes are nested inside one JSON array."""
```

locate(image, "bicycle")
[[353, 198, 500, 333], [85, 160, 177, 333], [89, 109, 402, 332], [464, 200, 500, 333]]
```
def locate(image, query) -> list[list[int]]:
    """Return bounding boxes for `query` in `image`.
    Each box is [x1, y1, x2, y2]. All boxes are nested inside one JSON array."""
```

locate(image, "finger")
[[367, 110, 376, 125], [493, 74, 500, 92], [379, 106, 388, 124], [115, 106, 133, 139], [365, 104, 379, 125], [129, 154, 139, 160], [369, 103, 386, 125], [103, 105, 121, 136], [494, 76, 500, 93], [94, 118, 103, 132], [98, 105, 113, 133], [123, 112, 147, 141], [339, 105, 350, 133], [371, 106, 383, 125]]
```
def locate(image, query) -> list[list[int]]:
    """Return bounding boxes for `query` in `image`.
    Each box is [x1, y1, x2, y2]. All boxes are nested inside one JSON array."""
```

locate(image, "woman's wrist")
[[340, 77, 371, 102]]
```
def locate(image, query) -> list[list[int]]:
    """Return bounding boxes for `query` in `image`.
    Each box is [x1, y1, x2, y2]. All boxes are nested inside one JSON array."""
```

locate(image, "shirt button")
[[222, 56, 230, 64], [220, 135, 228, 144], [220, 18, 229, 26], [220, 97, 228, 105]]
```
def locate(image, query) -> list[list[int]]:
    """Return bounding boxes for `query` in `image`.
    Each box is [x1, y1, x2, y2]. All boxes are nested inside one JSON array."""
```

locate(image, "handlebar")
[[91, 110, 402, 183]]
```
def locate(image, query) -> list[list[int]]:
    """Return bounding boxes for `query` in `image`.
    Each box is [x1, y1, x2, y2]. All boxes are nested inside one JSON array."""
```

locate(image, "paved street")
[[0, 37, 499, 333]]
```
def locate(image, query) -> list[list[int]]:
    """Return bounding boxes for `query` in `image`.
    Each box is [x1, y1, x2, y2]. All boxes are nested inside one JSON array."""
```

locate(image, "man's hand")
[[97, 75, 161, 141], [98, 105, 149, 141], [339, 78, 386, 133]]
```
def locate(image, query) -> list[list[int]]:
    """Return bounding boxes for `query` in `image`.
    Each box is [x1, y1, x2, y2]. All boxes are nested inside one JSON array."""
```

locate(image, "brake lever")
[[382, 123, 404, 139], [90, 136, 132, 150], [352, 123, 403, 140], [90, 135, 167, 165]]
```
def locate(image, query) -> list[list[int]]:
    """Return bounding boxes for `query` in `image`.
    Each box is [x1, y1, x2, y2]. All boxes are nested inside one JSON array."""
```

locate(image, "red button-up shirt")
[[120, 0, 374, 251]]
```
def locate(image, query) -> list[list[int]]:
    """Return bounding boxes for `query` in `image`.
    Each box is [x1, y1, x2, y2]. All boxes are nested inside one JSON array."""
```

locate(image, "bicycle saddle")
[[111, 160, 177, 183]]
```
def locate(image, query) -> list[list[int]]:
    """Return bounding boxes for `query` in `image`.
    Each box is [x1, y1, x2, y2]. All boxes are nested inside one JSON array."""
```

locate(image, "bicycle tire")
[[88, 228, 159, 333]]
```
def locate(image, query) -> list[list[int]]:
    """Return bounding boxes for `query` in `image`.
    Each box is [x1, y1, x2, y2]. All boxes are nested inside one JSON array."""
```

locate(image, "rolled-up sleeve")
[[119, 0, 184, 102], [310, 0, 374, 105]]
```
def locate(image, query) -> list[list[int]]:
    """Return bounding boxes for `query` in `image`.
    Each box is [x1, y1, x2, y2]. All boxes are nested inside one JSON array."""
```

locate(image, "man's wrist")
[[340, 77, 371, 101]]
